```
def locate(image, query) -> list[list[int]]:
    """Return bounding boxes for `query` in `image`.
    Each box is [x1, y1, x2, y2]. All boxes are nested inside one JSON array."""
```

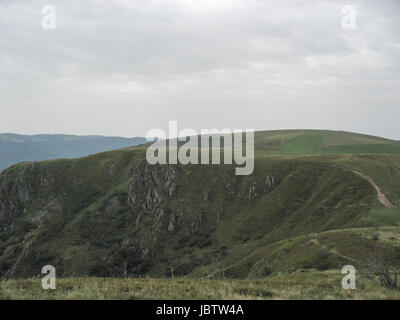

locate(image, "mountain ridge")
[[0, 133, 147, 171]]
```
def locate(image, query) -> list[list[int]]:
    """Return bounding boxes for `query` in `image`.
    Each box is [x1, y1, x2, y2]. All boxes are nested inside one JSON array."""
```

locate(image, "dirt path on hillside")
[[332, 165, 396, 208], [351, 170, 396, 208]]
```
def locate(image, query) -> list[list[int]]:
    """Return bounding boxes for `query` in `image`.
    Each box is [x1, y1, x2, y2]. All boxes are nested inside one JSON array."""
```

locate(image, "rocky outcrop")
[[0, 164, 40, 231], [0, 156, 284, 278], [128, 161, 180, 208], [248, 175, 280, 201]]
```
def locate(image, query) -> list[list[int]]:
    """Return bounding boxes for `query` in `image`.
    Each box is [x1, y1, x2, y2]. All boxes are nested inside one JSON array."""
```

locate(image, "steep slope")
[[224, 227, 400, 278], [1, 129, 400, 279], [0, 148, 394, 279], [0, 133, 147, 171]]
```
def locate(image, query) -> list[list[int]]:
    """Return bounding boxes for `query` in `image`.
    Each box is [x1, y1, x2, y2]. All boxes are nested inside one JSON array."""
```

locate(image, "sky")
[[0, 0, 399, 139]]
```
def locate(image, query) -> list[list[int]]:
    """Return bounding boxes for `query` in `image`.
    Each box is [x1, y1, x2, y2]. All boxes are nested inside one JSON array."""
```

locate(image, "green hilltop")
[[253, 129, 400, 155]]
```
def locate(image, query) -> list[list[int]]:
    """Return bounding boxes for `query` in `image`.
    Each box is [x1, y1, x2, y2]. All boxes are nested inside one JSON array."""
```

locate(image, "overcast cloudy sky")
[[1, 0, 399, 139]]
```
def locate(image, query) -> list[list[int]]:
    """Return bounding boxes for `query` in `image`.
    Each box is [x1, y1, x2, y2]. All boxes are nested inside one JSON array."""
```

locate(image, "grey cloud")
[[0, 0, 399, 138]]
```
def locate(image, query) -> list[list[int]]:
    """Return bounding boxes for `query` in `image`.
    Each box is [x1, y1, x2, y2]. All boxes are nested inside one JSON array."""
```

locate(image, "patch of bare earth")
[[351, 170, 395, 208]]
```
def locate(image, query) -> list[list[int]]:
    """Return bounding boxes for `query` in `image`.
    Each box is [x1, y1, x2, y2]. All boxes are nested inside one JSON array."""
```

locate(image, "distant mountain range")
[[0, 133, 147, 171]]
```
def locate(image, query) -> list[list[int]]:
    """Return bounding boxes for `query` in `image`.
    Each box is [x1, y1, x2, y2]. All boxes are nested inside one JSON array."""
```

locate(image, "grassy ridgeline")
[[253, 129, 400, 155]]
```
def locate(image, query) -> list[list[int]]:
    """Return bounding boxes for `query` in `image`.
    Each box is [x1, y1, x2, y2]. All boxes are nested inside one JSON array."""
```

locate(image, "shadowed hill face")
[[0, 133, 147, 171], [253, 130, 400, 155]]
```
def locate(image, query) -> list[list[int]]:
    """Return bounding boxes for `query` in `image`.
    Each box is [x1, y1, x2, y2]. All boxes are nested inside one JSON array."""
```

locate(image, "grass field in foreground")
[[1, 270, 400, 300]]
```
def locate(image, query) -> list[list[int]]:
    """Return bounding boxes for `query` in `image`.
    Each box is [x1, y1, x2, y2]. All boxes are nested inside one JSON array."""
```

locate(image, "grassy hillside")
[[0, 133, 147, 171], [253, 130, 400, 155], [2, 269, 400, 300], [0, 129, 399, 298], [224, 227, 400, 278]]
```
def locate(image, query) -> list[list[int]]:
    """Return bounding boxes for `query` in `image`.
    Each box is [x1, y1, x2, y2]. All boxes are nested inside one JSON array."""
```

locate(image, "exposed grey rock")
[[203, 189, 210, 202], [31, 197, 62, 223], [264, 175, 278, 192], [168, 221, 175, 232], [104, 195, 122, 216], [248, 181, 257, 201]]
